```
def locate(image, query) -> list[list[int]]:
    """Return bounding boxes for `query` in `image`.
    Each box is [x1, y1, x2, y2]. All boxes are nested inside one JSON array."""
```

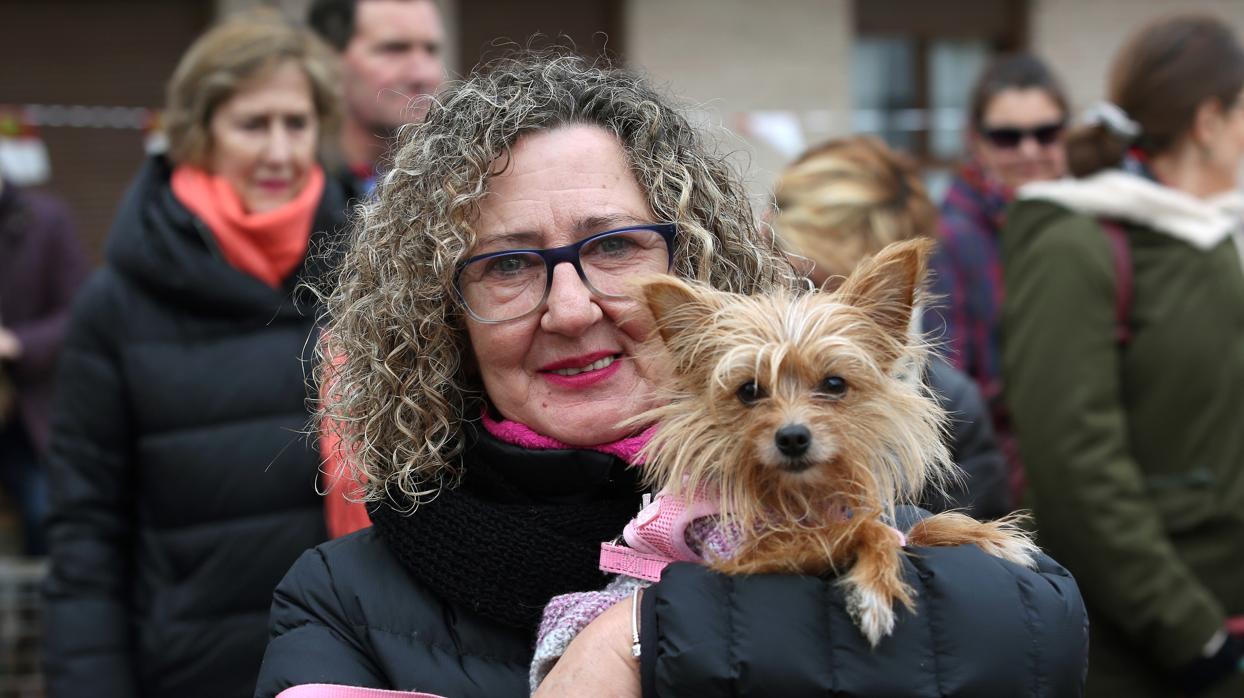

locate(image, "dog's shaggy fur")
[[631, 239, 1038, 645]]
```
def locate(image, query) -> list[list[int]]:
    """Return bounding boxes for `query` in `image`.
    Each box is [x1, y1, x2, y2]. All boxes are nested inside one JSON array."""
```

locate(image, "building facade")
[[4, 0, 1243, 256]]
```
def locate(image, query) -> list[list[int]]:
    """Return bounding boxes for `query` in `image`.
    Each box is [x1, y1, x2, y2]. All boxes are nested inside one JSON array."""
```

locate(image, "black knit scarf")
[[368, 428, 644, 636]]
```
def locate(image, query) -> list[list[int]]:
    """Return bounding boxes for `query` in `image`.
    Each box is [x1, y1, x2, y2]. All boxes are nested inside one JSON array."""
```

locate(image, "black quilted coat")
[[43, 156, 352, 698], [256, 438, 1089, 698]]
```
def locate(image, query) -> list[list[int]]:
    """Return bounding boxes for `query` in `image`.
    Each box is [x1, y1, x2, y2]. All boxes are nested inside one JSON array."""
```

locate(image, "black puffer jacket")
[[43, 157, 352, 698], [256, 436, 1088, 697]]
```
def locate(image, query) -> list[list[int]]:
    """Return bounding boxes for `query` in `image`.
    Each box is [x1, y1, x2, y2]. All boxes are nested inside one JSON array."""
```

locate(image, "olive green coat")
[[1001, 171, 1244, 698]]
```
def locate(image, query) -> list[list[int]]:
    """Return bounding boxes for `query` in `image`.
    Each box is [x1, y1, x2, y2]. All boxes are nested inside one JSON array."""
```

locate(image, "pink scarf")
[[480, 410, 655, 465]]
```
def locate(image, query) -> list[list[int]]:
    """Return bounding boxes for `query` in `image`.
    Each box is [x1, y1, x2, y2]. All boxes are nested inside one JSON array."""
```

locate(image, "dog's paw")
[[844, 581, 897, 647]]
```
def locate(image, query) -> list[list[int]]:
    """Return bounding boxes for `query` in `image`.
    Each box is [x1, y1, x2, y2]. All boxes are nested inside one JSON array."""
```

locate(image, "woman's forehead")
[[472, 125, 652, 249], [220, 61, 314, 112], [483, 127, 641, 199], [982, 88, 1064, 127]]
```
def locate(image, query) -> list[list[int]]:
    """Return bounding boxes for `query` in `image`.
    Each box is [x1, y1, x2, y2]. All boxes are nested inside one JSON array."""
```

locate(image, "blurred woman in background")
[[43, 14, 352, 698], [0, 178, 88, 557], [923, 52, 1070, 506], [1002, 15, 1244, 697], [772, 135, 1008, 520]]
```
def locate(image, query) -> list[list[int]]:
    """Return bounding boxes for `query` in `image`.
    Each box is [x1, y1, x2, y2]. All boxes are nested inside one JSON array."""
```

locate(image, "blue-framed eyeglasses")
[[455, 223, 677, 323]]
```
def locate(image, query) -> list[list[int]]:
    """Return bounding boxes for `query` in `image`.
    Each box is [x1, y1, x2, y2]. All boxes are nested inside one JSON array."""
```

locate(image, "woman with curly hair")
[[255, 53, 1088, 697]]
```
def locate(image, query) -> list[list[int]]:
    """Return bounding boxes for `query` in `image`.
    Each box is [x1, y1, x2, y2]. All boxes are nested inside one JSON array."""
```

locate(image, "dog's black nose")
[[775, 424, 811, 458]]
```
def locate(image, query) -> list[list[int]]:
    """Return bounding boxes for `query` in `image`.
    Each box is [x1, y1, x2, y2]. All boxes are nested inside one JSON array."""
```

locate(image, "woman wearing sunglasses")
[[1002, 15, 1244, 698], [923, 53, 1070, 508]]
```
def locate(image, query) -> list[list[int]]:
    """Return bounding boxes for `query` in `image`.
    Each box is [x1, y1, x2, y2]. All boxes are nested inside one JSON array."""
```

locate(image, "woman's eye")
[[485, 255, 531, 276], [817, 375, 848, 399], [596, 236, 635, 253], [736, 380, 765, 406], [584, 234, 640, 259]]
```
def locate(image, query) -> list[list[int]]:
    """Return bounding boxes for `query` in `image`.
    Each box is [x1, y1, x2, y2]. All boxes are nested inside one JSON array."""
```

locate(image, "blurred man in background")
[[309, 0, 445, 193]]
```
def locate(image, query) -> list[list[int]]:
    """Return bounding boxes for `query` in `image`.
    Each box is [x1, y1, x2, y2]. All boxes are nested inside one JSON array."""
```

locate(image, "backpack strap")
[[1099, 219, 1134, 345]]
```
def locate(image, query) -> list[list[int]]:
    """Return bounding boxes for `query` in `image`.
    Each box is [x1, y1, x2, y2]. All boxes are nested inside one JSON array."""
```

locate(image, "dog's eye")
[[736, 380, 765, 406], [817, 375, 848, 399]]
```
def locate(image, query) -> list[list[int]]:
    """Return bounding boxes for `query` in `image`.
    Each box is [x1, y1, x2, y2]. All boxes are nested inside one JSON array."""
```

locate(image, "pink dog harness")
[[599, 492, 721, 582], [599, 492, 909, 582]]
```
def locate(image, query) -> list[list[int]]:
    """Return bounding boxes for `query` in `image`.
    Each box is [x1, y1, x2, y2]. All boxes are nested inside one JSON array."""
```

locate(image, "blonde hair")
[[319, 52, 802, 506], [164, 11, 341, 166], [773, 136, 938, 284]]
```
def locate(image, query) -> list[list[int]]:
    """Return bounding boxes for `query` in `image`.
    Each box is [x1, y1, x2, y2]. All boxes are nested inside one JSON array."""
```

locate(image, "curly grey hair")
[[320, 51, 801, 506]]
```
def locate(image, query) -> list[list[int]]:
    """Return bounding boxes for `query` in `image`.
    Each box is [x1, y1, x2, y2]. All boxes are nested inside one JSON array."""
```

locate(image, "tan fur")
[[629, 239, 1037, 647]]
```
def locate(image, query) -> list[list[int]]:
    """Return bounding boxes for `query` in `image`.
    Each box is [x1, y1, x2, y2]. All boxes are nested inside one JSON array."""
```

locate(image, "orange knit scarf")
[[171, 165, 324, 288]]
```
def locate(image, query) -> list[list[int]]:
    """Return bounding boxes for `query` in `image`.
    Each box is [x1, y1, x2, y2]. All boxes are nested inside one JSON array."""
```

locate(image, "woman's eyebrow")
[[474, 214, 650, 253], [573, 214, 647, 233], [477, 231, 541, 250]]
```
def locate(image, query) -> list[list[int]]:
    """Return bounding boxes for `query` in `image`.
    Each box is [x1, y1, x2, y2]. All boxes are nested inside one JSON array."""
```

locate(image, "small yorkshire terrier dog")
[[633, 238, 1038, 645]]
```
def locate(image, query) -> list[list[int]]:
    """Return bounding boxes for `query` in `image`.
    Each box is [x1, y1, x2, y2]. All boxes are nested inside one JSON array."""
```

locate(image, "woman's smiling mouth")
[[539, 351, 624, 387], [550, 354, 617, 376]]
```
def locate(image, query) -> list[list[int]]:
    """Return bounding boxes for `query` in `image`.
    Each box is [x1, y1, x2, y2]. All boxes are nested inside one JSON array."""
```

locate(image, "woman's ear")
[[967, 127, 992, 166], [1192, 97, 1230, 152]]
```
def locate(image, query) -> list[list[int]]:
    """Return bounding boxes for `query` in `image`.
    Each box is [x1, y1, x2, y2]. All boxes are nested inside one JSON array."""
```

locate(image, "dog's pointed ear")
[[835, 239, 932, 341], [640, 276, 723, 345]]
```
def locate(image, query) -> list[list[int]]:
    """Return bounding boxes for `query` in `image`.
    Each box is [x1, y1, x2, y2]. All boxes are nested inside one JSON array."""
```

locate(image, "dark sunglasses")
[[980, 121, 1065, 149]]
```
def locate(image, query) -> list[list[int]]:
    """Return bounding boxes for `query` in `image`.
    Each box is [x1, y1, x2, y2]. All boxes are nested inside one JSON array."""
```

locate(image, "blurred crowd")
[[2, 1, 1243, 697]]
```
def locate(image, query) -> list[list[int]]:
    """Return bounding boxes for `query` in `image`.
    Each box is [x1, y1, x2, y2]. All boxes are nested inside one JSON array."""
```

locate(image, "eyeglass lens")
[[458, 227, 671, 322], [983, 122, 1064, 148]]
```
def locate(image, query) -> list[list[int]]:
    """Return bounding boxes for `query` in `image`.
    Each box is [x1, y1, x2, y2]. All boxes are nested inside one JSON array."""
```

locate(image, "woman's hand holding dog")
[[534, 594, 641, 698]]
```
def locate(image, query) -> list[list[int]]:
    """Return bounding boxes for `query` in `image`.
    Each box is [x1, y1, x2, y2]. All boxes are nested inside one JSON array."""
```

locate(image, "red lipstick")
[[539, 351, 624, 389], [539, 351, 618, 372]]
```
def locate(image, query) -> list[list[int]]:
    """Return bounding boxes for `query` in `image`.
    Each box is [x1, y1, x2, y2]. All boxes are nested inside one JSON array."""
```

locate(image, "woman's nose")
[[540, 262, 602, 335], [263, 124, 293, 164], [1018, 134, 1042, 157]]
